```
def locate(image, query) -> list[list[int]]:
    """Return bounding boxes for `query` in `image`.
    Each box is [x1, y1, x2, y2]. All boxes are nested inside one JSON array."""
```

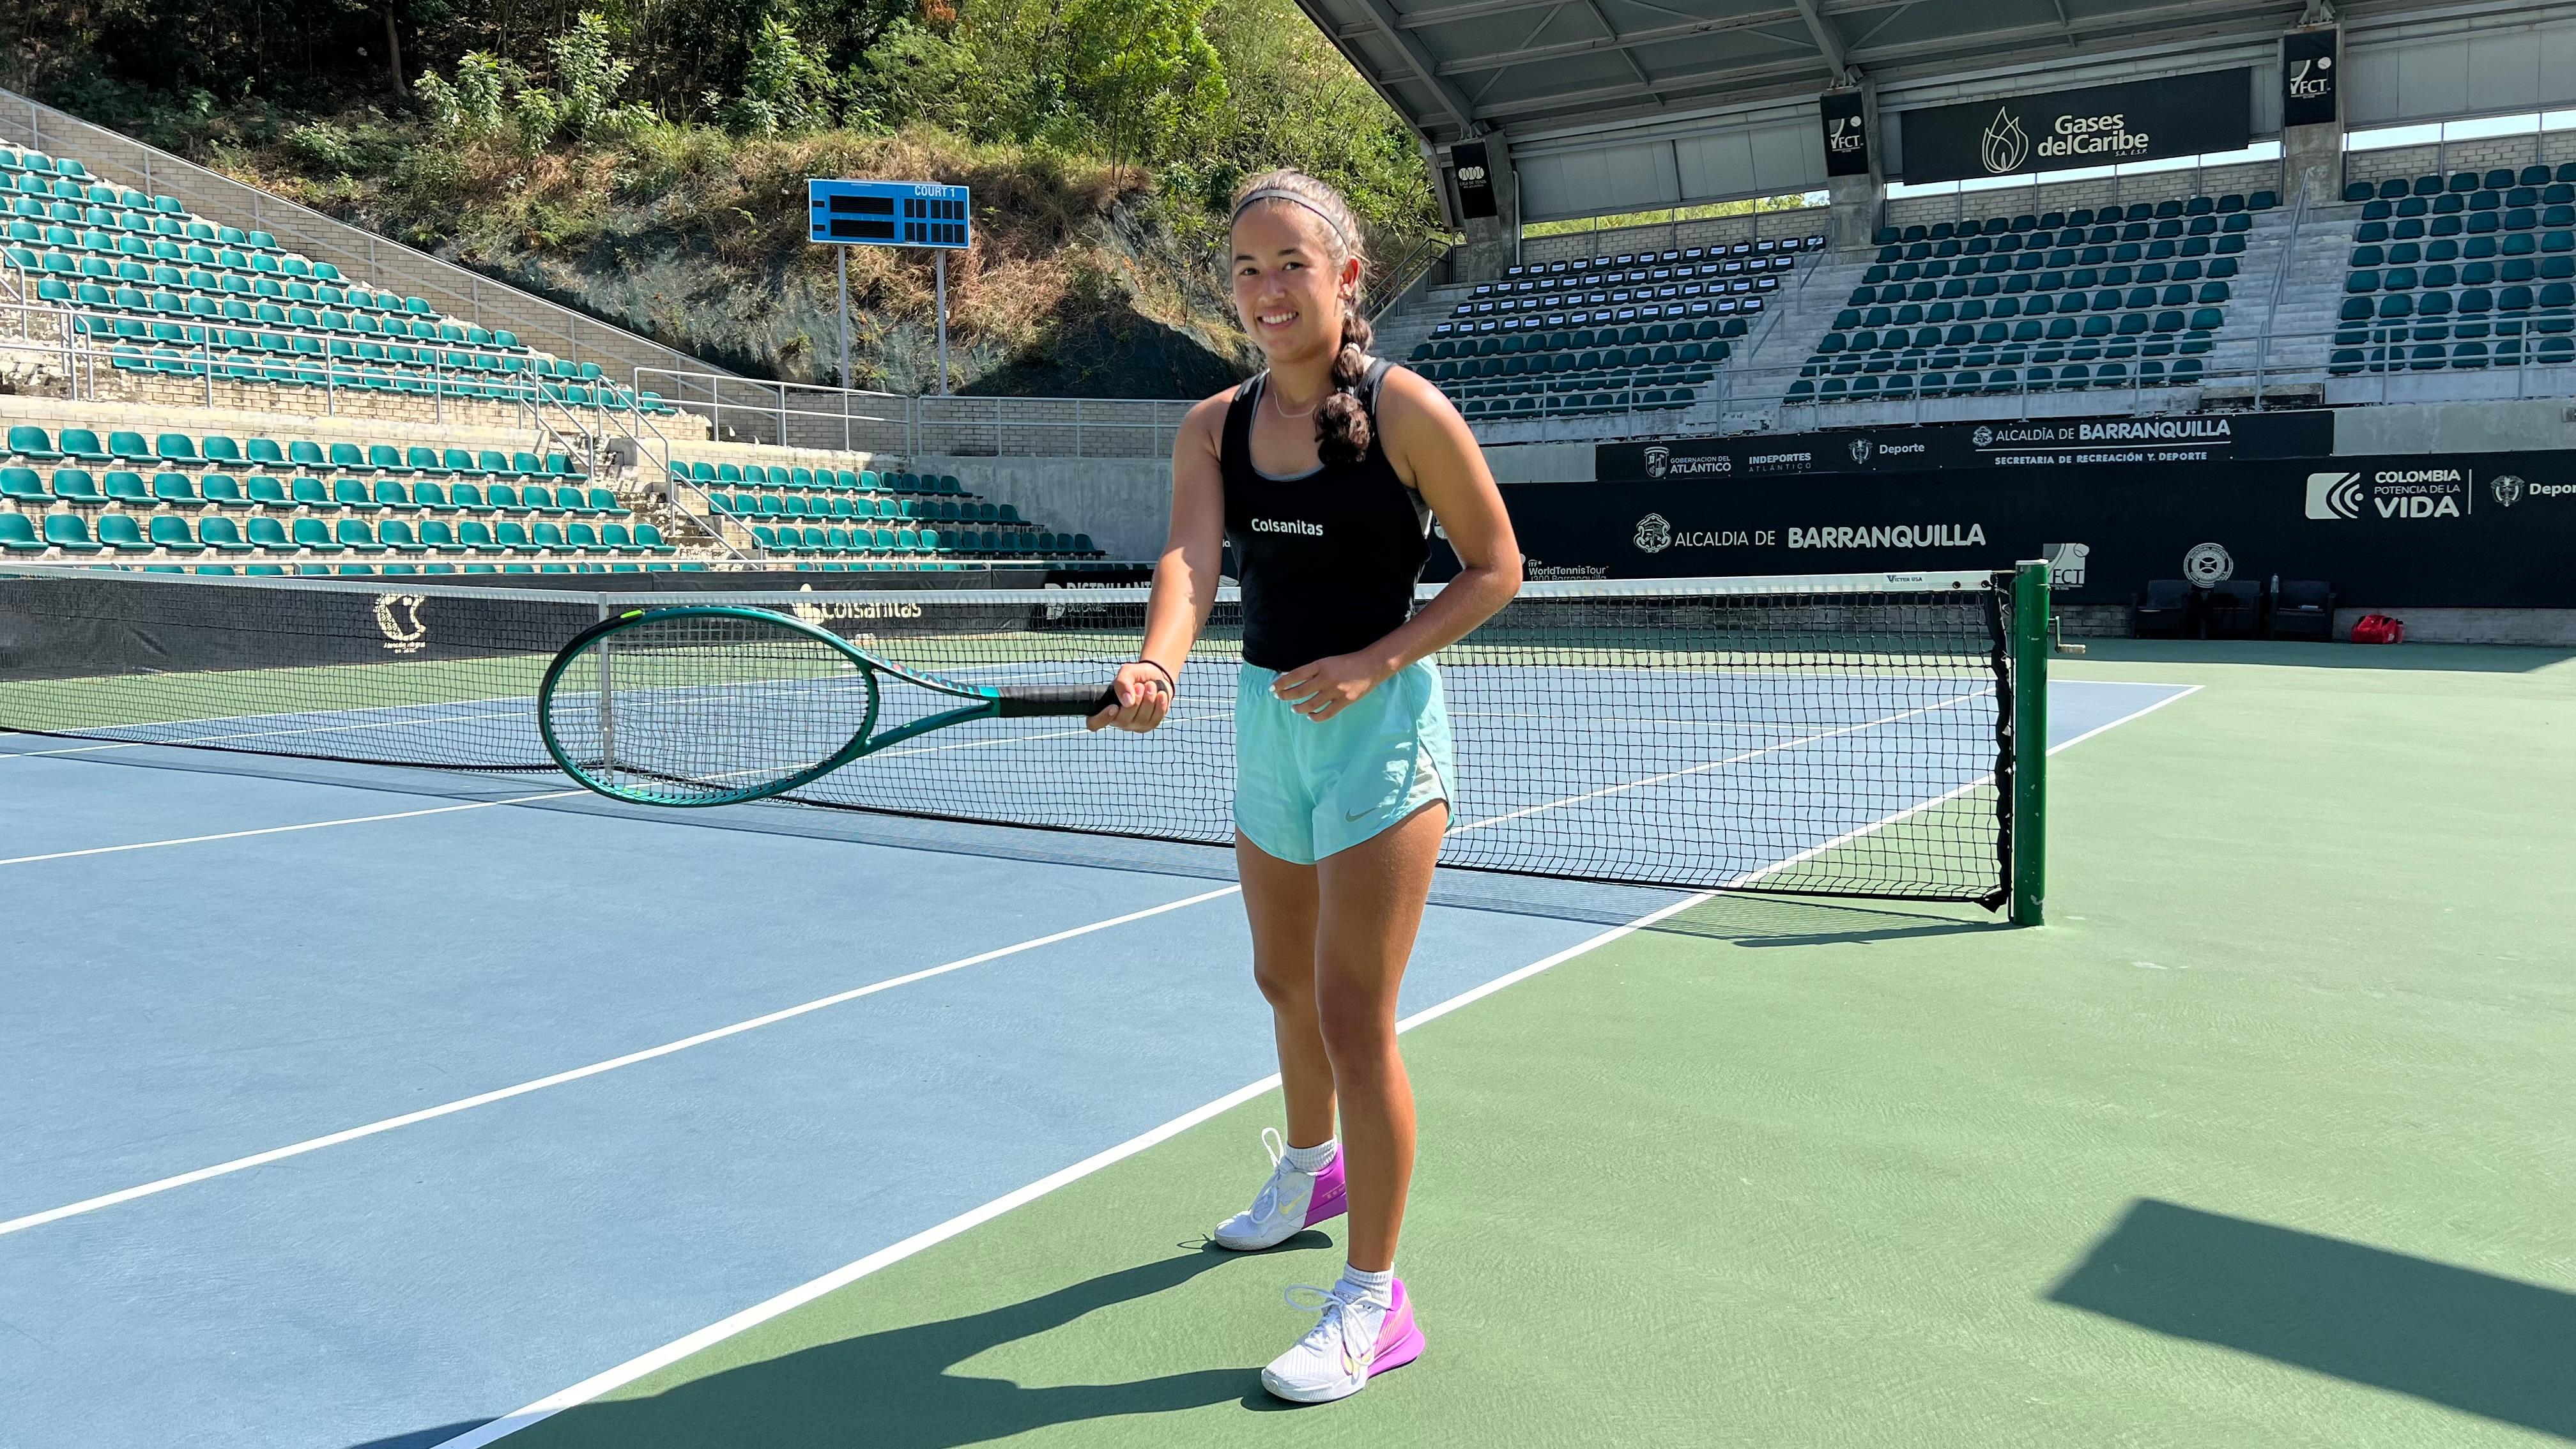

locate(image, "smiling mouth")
[[1257, 310, 1298, 327]]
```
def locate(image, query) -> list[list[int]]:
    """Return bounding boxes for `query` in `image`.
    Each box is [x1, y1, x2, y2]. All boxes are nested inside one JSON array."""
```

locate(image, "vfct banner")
[[1820, 91, 1871, 178], [1459, 451, 2576, 607], [1596, 411, 2332, 481], [2282, 30, 2338, 128], [1896, 70, 2251, 184]]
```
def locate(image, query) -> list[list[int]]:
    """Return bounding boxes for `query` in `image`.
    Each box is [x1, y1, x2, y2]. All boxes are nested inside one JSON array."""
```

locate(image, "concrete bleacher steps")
[[1384, 168, 2576, 443], [1394, 237, 1830, 443], [0, 390, 1114, 572], [1778, 192, 2283, 424], [1, 86, 715, 409], [0, 132, 694, 449], [663, 454, 1107, 568], [2320, 163, 2576, 401], [0, 116, 1136, 574]]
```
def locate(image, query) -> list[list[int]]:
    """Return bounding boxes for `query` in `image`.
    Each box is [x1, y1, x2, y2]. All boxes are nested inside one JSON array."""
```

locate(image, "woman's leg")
[[1237, 832, 1335, 1149], [1310, 799, 1446, 1273]]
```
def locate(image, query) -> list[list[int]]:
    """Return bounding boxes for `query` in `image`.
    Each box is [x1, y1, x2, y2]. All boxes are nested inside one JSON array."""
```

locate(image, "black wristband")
[[1135, 659, 1177, 693]]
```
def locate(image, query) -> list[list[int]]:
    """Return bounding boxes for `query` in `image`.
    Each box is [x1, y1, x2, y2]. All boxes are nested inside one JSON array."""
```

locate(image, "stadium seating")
[[2331, 167, 2576, 375], [1792, 193, 2278, 403], [663, 458, 1107, 565], [1, 137, 676, 418], [1409, 318, 1743, 419], [1416, 238, 1820, 418]]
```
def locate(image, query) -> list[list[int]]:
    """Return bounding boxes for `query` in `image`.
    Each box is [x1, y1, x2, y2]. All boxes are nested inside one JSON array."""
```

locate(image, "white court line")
[[2, 705, 539, 758], [2047, 682, 2203, 755], [430, 678, 2210, 1449], [0, 789, 588, 868], [0, 687, 545, 748], [0, 885, 1243, 1239], [428, 885, 1719, 1449]]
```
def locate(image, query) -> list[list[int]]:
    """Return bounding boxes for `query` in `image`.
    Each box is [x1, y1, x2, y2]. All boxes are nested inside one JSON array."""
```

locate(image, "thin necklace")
[[1268, 379, 1324, 420]]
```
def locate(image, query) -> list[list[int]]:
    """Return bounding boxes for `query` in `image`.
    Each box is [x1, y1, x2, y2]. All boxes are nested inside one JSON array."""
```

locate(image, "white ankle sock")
[[1337, 1262, 1395, 1309], [1282, 1137, 1337, 1173]]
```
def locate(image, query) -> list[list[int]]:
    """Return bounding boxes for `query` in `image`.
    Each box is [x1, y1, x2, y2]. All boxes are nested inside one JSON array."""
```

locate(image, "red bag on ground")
[[2350, 613, 2405, 644]]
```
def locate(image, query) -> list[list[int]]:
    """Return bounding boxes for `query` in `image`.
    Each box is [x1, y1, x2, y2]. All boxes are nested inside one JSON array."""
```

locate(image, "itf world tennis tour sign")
[[807, 178, 974, 394], [1896, 70, 2251, 185]]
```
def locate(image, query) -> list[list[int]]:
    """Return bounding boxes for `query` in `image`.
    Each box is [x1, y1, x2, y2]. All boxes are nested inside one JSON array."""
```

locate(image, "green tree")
[[1057, 0, 1224, 180], [724, 15, 838, 134]]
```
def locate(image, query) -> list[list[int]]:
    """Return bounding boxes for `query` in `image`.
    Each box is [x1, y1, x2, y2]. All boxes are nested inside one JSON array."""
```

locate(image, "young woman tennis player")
[[1088, 169, 1521, 1403]]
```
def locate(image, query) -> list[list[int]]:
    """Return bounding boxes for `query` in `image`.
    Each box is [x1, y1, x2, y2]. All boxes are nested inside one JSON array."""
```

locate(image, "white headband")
[[1231, 187, 1352, 249]]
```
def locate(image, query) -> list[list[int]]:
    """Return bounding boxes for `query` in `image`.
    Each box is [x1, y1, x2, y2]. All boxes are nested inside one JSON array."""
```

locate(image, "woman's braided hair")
[[1230, 169, 1375, 466]]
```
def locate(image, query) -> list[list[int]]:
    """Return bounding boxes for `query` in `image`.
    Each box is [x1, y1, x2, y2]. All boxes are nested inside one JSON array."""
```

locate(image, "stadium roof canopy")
[[1294, 0, 2329, 148]]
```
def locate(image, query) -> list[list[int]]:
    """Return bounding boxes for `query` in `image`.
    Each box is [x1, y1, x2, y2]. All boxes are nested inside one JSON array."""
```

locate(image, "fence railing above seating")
[[634, 366, 1196, 460], [1452, 319, 2576, 443], [1, 86, 722, 397]]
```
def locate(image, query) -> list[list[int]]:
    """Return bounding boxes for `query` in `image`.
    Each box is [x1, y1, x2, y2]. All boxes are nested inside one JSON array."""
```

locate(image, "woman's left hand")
[[1272, 652, 1390, 721]]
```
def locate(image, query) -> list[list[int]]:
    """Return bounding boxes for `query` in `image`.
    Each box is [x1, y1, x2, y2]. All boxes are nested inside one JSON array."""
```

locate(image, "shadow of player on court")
[[2048, 1199, 2576, 1439], [353, 1235, 1329, 1449]]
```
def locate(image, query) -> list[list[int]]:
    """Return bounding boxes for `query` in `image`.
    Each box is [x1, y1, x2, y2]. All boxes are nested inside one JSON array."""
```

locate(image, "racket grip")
[[992, 683, 1123, 717]]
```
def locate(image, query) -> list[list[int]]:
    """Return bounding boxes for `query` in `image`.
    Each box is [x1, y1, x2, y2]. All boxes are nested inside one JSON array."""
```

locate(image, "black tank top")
[[1222, 362, 1432, 672]]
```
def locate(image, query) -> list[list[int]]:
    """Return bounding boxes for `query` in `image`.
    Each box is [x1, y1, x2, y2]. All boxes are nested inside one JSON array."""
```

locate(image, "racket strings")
[[546, 614, 878, 804]]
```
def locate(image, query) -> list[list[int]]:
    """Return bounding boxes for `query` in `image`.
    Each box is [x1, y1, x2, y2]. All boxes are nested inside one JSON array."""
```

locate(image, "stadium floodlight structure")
[[808, 179, 973, 395]]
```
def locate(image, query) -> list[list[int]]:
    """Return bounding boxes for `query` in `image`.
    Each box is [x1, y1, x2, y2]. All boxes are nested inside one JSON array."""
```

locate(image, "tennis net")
[[0, 565, 2035, 904]]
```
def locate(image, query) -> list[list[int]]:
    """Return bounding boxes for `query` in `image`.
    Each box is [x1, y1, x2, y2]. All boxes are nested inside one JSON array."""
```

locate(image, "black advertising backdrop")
[[2282, 30, 2339, 128], [1597, 412, 2334, 480], [1897, 70, 2251, 185], [1820, 91, 1871, 178], [1452, 142, 1499, 220], [1455, 450, 2576, 607]]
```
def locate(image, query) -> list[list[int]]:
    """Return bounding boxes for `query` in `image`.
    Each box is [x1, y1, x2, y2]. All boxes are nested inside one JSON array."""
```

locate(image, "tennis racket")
[[537, 605, 1118, 806]]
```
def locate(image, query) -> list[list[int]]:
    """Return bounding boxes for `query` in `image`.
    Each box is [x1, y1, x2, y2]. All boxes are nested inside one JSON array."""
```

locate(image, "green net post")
[[2010, 558, 2050, 926]]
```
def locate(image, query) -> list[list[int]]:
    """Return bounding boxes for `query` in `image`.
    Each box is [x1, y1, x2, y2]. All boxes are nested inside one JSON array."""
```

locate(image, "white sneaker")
[[1212, 1128, 1347, 1252], [1259, 1276, 1424, 1404]]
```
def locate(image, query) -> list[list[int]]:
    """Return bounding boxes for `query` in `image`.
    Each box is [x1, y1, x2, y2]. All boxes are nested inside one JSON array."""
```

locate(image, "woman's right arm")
[[1091, 391, 1232, 733]]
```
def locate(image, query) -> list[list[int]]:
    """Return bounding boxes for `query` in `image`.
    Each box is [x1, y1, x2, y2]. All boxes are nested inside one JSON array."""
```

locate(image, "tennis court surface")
[[2, 585, 2568, 1445]]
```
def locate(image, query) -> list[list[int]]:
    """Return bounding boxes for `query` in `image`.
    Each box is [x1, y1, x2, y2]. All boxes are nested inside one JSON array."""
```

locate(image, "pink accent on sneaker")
[[1305, 1152, 1349, 1229], [1367, 1278, 1424, 1379]]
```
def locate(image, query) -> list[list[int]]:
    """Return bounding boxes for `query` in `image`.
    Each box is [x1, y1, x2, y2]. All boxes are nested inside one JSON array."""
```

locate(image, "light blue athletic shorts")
[[1233, 659, 1457, 864]]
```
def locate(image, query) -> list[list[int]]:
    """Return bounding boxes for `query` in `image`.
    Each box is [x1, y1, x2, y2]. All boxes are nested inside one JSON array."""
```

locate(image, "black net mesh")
[[0, 567, 2018, 903]]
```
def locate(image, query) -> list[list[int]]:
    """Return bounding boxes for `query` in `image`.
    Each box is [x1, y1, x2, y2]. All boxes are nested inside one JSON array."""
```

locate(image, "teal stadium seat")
[[43, 512, 102, 553]]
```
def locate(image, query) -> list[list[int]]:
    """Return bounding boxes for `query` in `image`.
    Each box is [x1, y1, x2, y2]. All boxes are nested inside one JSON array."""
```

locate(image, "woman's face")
[[1231, 200, 1360, 368]]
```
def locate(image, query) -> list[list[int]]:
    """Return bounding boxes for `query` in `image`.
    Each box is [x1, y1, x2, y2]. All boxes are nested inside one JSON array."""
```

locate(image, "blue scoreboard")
[[807, 179, 972, 250]]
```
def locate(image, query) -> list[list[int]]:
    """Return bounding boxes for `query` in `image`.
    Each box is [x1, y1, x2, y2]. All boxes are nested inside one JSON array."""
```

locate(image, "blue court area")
[[0, 677, 2186, 1448]]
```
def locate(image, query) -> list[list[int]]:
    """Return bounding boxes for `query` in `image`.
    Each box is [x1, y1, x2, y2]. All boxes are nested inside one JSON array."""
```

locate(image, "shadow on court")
[[356, 1237, 1334, 1449], [1644, 889, 2005, 947], [2047, 1199, 2576, 1440]]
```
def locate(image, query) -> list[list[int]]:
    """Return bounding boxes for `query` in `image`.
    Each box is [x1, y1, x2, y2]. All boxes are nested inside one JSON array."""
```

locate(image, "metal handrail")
[[4, 294, 621, 465], [3, 85, 727, 387], [662, 473, 756, 562], [1517, 207, 1835, 270], [1713, 250, 1832, 422], [1368, 234, 1455, 321], [2251, 164, 2324, 404], [633, 363, 1196, 461]]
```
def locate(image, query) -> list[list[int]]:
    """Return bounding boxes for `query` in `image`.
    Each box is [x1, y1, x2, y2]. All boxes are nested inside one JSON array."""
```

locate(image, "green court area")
[[502, 641, 2575, 1448]]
